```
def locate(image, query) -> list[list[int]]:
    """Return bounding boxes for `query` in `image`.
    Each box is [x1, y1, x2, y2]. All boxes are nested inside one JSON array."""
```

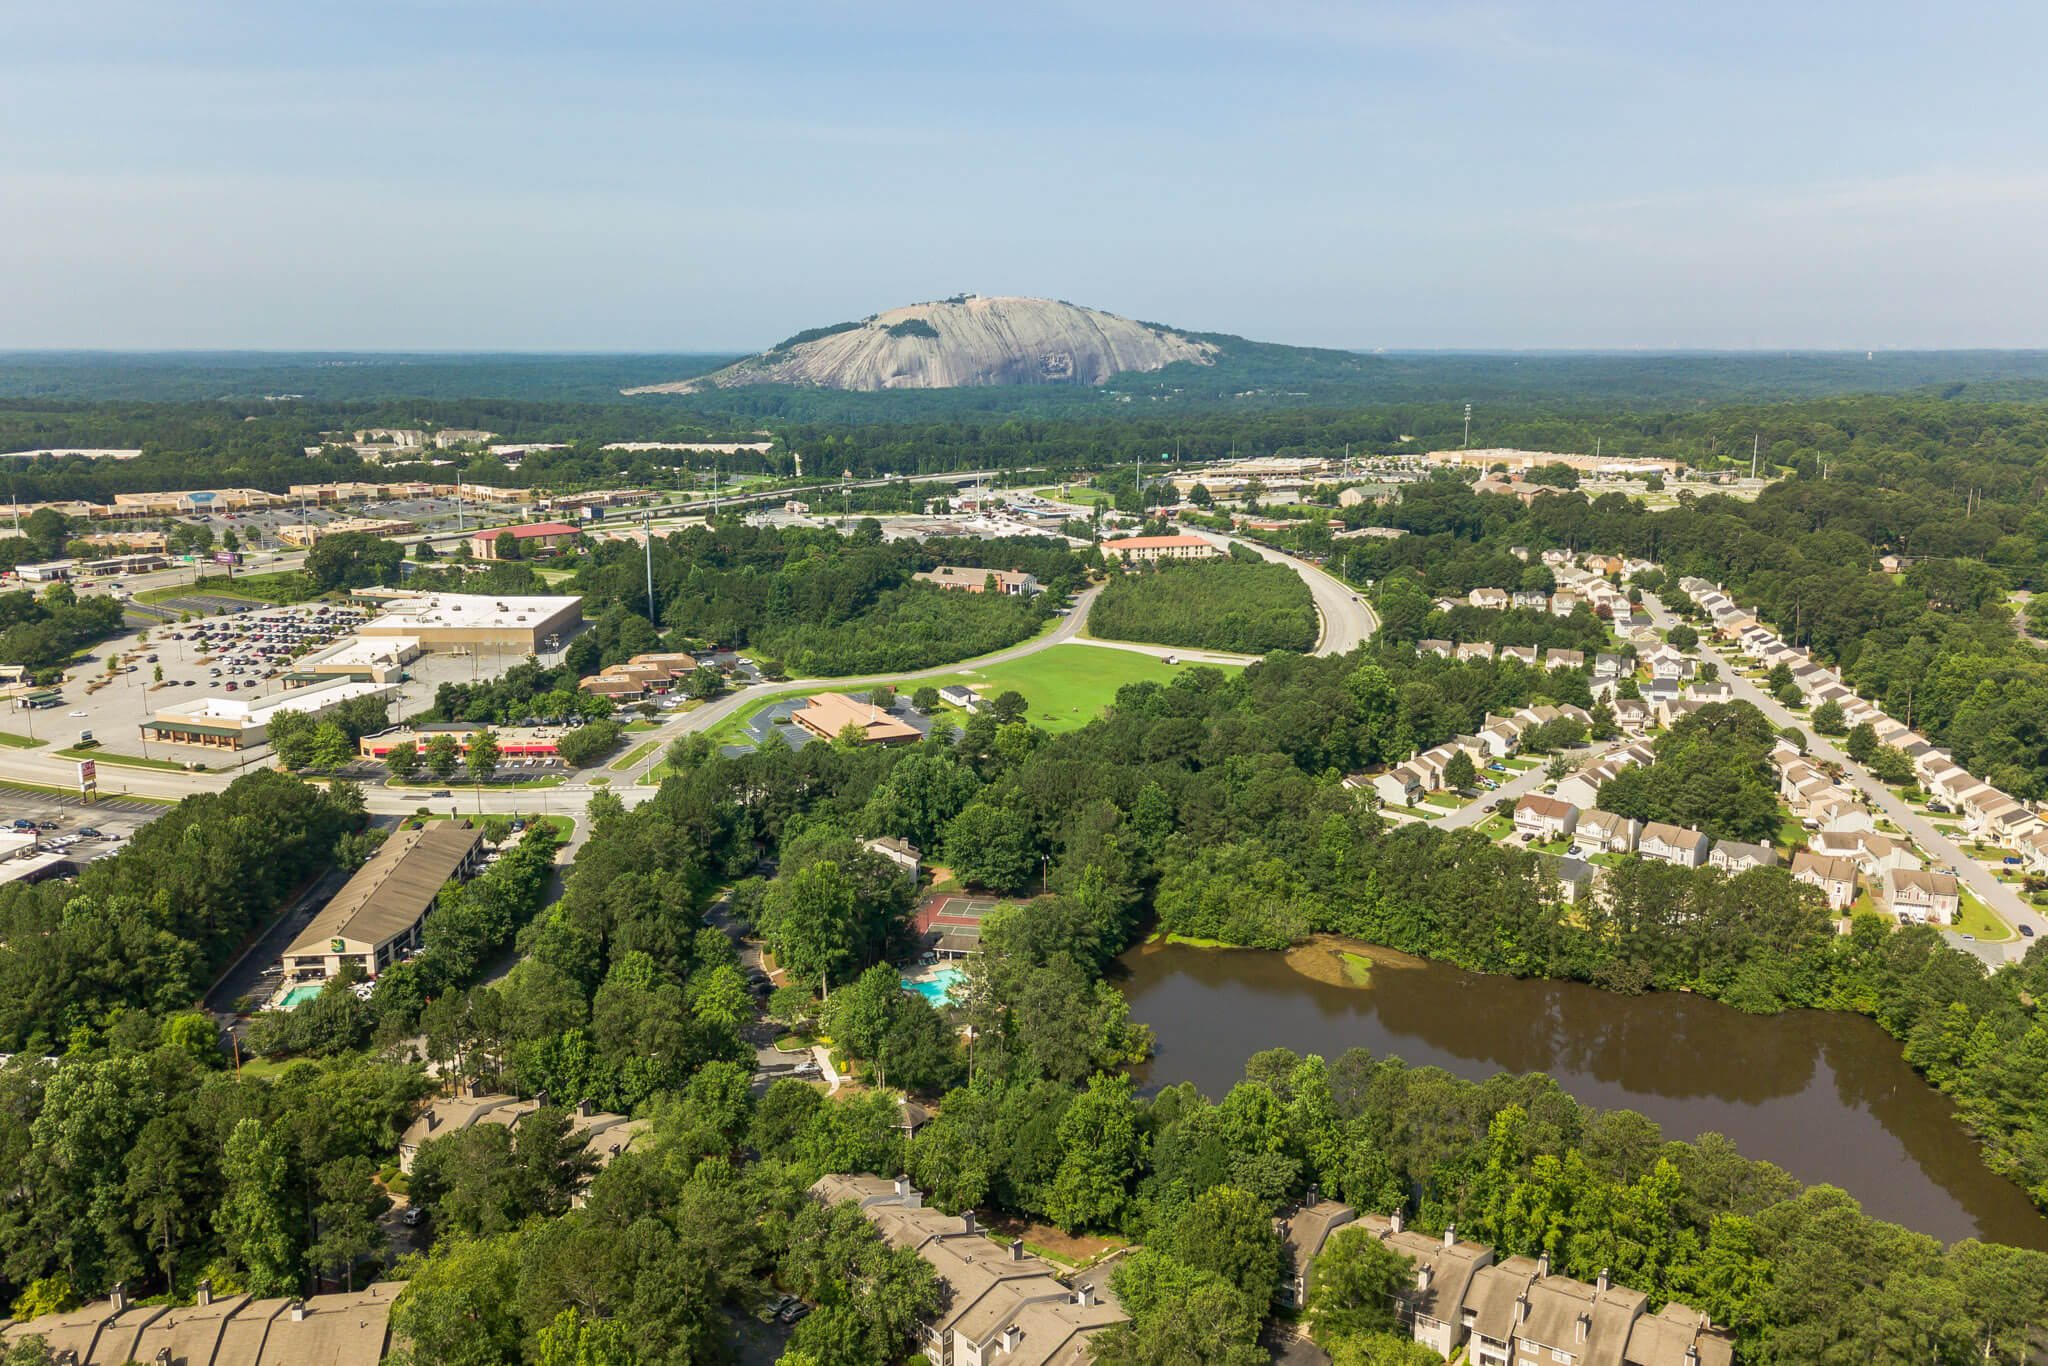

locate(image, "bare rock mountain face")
[[624, 296, 1218, 393]]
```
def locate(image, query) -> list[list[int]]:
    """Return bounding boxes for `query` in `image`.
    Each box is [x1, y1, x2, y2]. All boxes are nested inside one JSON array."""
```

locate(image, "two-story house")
[[1638, 822, 1712, 868], [1515, 794, 1579, 844], [1573, 808, 1641, 856], [1792, 851, 1861, 911], [1708, 840, 1777, 874], [1885, 868, 1961, 926]]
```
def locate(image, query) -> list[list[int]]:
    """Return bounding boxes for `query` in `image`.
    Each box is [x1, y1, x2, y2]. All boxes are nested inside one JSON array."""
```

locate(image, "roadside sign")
[[76, 759, 96, 799]]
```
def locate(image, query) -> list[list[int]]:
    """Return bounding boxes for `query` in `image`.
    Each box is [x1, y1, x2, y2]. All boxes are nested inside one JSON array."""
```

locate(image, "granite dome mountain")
[[624, 296, 1220, 393]]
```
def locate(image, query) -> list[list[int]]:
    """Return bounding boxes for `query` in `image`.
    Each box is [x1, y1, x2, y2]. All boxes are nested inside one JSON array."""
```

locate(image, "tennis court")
[[914, 894, 999, 957]]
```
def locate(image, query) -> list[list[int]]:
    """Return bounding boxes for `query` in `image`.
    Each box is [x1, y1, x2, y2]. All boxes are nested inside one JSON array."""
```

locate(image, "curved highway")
[[1200, 531, 1378, 656]]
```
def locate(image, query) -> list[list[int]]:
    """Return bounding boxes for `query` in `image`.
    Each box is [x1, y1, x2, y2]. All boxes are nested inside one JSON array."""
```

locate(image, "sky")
[[4, 0, 2047, 351]]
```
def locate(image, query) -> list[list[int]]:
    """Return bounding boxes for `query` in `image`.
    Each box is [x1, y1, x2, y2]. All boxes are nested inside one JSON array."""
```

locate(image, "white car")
[[69, 710, 88, 718]]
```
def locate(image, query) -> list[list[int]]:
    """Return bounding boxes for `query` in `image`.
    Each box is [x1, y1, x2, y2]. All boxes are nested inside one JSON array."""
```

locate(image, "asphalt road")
[[1641, 593, 2045, 964]]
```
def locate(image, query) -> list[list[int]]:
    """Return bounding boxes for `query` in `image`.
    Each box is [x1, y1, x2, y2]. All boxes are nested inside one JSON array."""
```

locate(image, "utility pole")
[[643, 513, 656, 624], [1751, 434, 1759, 480], [1463, 404, 1472, 449]]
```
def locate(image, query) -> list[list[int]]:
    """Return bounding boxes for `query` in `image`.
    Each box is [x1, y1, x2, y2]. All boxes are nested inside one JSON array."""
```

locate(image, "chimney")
[[427, 1110, 440, 1131], [894, 1175, 910, 1196], [1443, 1225, 1456, 1249], [195, 1280, 212, 1307], [1515, 1294, 1530, 1324], [1001, 1325, 1021, 1354], [577, 1098, 593, 1118], [1009, 1239, 1025, 1261], [289, 1300, 307, 1323], [1416, 1266, 1432, 1293], [157, 1351, 173, 1364], [1683, 1349, 1699, 1366], [1536, 1252, 1550, 1279], [962, 1210, 976, 1234], [1307, 1183, 1319, 1205], [1576, 1314, 1590, 1343], [111, 1283, 128, 1312], [1075, 1285, 1096, 1308], [1597, 1267, 1611, 1294], [1390, 1210, 1404, 1235]]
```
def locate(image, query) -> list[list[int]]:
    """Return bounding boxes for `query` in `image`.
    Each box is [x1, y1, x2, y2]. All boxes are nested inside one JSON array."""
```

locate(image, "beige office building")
[[355, 591, 584, 654]]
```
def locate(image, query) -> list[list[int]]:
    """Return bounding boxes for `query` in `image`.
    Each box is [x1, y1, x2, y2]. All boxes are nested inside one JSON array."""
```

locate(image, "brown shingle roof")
[[285, 820, 481, 957]]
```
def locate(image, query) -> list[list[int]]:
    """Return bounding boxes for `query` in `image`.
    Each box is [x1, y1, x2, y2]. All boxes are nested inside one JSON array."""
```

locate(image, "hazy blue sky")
[[5, 1, 2045, 351]]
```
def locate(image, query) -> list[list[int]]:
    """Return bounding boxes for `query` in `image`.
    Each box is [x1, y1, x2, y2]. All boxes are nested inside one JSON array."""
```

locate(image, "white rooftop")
[[361, 592, 581, 632], [155, 676, 395, 729], [298, 635, 420, 668]]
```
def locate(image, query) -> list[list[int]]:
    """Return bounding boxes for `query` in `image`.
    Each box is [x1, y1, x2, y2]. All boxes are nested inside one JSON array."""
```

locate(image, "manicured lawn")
[[1423, 791, 1473, 809], [624, 719, 663, 732], [57, 747, 193, 772], [1956, 890, 2014, 943], [612, 740, 661, 770], [1503, 757, 1540, 771], [1477, 814, 1515, 840], [0, 731, 45, 748], [919, 644, 1244, 734], [135, 582, 276, 607], [1037, 485, 1113, 507], [390, 775, 564, 790], [1774, 814, 1807, 854]]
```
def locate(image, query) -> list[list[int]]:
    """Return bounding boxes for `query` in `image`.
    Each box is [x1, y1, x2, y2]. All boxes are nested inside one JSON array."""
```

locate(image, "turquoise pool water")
[[277, 984, 325, 1009], [903, 967, 963, 1006]]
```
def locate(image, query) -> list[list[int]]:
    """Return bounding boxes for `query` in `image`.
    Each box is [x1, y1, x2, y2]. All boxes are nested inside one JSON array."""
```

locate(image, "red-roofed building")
[[471, 521, 580, 559], [1101, 534, 1221, 563]]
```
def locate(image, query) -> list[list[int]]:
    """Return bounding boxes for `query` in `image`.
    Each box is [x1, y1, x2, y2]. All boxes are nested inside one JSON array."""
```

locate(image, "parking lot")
[[1, 792, 159, 870], [10, 602, 371, 766]]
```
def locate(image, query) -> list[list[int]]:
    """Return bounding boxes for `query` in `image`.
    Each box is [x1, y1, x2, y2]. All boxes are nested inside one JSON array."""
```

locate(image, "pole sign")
[[213, 550, 240, 565], [76, 759, 96, 797]]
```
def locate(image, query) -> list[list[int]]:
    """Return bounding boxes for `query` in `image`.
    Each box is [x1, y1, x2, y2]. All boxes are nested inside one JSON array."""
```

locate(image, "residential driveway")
[[1644, 594, 2048, 961]]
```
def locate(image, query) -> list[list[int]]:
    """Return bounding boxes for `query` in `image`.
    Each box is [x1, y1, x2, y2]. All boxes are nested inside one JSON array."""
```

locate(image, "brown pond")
[[1116, 938, 2048, 1249]]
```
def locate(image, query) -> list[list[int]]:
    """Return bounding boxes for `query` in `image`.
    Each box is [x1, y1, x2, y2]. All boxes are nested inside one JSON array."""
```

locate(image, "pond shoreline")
[[1115, 937, 2048, 1249]]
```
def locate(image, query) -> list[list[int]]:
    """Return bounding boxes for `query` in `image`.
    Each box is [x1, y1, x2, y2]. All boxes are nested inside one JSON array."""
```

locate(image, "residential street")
[[1643, 594, 2046, 965], [1431, 758, 1553, 830]]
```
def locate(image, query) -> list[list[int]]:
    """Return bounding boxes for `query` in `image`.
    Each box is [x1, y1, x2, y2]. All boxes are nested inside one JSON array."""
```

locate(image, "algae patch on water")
[[1283, 937, 1426, 989]]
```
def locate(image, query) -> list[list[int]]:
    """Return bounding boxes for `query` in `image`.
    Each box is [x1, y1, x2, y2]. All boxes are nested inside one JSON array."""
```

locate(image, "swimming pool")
[[276, 984, 325, 1010], [903, 967, 963, 1006]]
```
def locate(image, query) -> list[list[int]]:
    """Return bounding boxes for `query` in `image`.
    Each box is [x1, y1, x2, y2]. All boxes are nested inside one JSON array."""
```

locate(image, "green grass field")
[[1956, 890, 2014, 942], [57, 747, 193, 772], [613, 740, 661, 770], [0, 731, 45, 749], [917, 644, 1243, 733]]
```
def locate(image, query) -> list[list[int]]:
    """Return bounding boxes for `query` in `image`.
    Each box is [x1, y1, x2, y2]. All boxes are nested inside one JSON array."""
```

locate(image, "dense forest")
[[9, 348, 2048, 410], [9, 390, 2048, 512], [1089, 558, 1318, 654], [0, 582, 125, 672], [568, 523, 1088, 676], [0, 772, 364, 1049], [7, 668, 2048, 1364]]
